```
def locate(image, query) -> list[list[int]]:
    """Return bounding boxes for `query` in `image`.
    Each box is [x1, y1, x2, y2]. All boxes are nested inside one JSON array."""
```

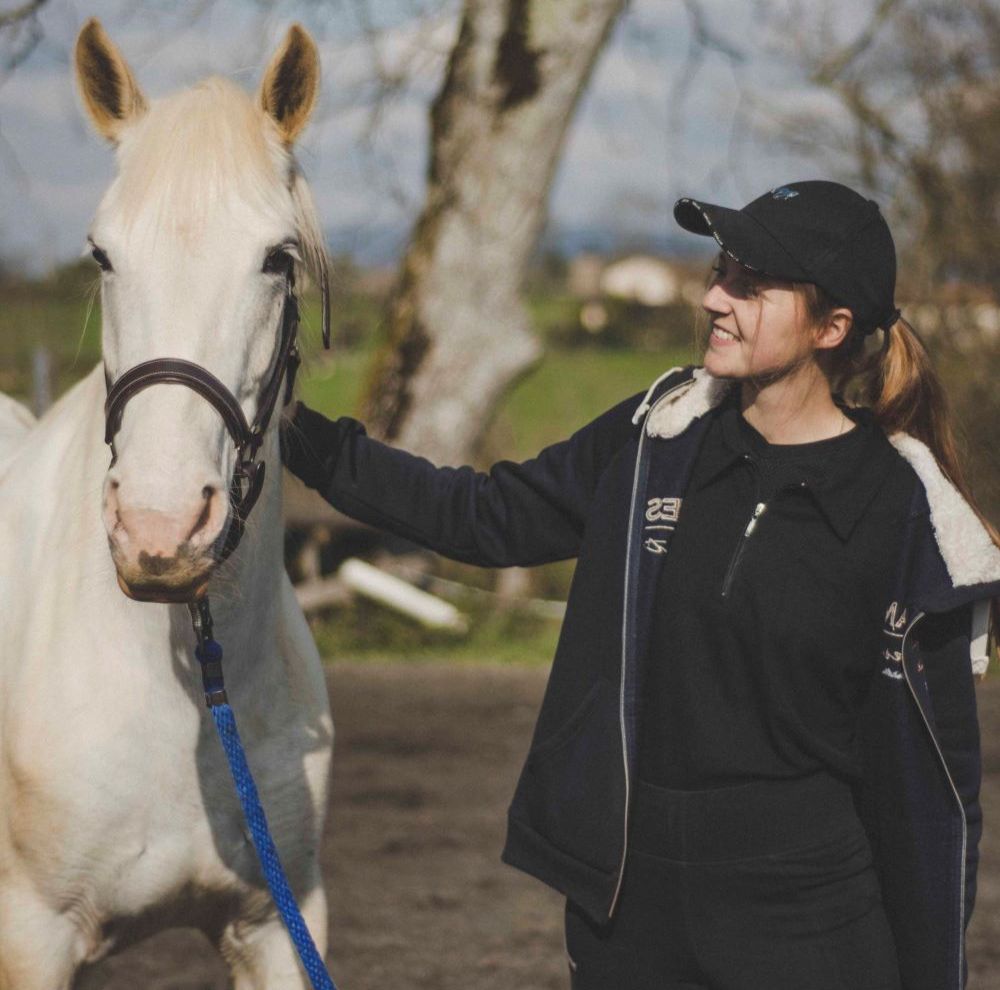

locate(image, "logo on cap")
[[771, 186, 799, 200]]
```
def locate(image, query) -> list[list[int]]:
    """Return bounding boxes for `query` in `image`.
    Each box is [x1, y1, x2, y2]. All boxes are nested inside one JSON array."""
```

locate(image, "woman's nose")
[[702, 280, 731, 314]]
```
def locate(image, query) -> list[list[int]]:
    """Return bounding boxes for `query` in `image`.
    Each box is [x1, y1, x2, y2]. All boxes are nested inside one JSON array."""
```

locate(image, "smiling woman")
[[701, 253, 856, 396], [279, 178, 1000, 989]]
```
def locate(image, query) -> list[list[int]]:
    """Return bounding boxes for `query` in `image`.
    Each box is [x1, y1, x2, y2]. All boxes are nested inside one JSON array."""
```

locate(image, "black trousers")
[[565, 773, 901, 990]]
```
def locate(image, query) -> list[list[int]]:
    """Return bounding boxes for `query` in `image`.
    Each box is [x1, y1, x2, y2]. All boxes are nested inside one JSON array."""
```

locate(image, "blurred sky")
[[0, 0, 855, 273]]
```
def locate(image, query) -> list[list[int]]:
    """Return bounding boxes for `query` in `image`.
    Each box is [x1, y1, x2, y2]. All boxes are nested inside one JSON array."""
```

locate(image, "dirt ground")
[[80, 664, 1000, 990]]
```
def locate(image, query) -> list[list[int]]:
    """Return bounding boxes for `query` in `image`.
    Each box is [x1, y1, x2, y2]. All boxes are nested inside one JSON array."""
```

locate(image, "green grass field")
[[0, 285, 696, 456], [293, 338, 697, 665], [0, 284, 696, 664], [297, 339, 696, 665], [299, 343, 696, 464], [7, 280, 991, 668]]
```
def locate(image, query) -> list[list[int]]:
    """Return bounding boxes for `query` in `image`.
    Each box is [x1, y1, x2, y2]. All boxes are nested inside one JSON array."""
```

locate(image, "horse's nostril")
[[187, 484, 224, 544], [190, 496, 213, 539]]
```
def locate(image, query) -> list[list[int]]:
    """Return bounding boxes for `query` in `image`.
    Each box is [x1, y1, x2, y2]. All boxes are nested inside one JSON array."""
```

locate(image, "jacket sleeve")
[[920, 602, 983, 930], [280, 392, 644, 567]]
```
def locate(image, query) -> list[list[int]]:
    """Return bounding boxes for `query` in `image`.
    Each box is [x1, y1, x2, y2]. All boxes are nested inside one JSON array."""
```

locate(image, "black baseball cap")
[[674, 180, 899, 334]]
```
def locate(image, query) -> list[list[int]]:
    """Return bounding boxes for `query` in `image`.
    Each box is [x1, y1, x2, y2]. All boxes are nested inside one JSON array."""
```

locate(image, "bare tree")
[[762, 0, 1000, 300], [762, 0, 1000, 518], [0, 0, 46, 71], [361, 0, 628, 463]]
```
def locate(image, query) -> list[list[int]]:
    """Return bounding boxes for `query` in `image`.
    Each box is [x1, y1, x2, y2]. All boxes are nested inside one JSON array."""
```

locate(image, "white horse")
[[0, 20, 333, 989]]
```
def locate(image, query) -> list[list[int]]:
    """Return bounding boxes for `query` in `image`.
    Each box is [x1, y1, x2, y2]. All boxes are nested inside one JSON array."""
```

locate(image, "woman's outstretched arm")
[[280, 391, 644, 568]]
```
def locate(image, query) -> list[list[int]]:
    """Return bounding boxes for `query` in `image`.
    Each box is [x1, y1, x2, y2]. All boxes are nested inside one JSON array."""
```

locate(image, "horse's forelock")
[[106, 77, 301, 247]]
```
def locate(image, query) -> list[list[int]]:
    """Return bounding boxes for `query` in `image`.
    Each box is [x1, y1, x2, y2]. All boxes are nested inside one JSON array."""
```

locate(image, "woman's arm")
[[919, 602, 983, 929], [280, 392, 643, 568]]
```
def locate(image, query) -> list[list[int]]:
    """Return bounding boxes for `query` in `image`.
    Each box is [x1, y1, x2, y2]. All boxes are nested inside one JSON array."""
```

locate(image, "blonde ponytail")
[[800, 284, 1000, 665], [870, 319, 1000, 663]]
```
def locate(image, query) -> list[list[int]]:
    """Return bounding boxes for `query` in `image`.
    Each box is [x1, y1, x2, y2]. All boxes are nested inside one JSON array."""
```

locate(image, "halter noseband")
[[103, 283, 315, 565]]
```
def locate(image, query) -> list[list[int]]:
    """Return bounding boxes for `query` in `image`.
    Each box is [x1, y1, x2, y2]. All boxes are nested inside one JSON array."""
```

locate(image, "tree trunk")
[[362, 0, 627, 463]]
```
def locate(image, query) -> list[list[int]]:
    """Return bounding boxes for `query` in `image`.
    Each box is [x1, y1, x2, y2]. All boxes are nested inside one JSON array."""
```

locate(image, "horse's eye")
[[263, 248, 294, 277], [91, 245, 113, 273]]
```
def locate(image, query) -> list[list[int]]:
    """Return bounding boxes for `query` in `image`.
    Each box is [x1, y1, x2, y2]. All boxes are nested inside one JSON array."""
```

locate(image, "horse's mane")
[[108, 76, 328, 295]]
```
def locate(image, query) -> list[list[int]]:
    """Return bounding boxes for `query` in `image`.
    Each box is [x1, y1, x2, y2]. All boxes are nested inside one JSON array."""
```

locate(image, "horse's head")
[[75, 19, 328, 602]]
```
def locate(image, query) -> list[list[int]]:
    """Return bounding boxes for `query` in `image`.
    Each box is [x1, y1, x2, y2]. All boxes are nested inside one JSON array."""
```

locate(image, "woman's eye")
[[91, 245, 113, 273], [263, 248, 294, 277]]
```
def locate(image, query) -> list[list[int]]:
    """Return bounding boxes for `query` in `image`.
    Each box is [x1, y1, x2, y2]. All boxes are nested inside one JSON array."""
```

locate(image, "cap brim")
[[674, 198, 811, 282]]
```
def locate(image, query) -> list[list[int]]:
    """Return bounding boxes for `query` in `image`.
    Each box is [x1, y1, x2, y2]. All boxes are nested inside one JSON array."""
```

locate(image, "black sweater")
[[638, 393, 918, 788]]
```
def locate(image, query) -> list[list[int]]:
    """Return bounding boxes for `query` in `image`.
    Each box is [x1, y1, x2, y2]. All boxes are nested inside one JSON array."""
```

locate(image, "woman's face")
[[700, 253, 816, 380]]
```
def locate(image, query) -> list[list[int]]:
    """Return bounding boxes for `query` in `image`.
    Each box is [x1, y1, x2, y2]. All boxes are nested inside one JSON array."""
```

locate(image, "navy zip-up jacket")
[[283, 365, 999, 990]]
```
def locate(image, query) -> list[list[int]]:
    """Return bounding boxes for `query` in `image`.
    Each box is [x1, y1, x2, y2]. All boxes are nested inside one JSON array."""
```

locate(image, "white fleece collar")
[[888, 433, 1000, 590], [639, 367, 1000, 593], [643, 366, 733, 439]]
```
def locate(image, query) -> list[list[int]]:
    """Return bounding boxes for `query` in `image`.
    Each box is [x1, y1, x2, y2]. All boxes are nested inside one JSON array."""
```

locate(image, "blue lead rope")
[[190, 600, 338, 990]]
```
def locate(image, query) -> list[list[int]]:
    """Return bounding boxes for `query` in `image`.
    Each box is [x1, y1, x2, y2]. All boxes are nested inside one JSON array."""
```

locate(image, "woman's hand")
[[279, 400, 339, 490]]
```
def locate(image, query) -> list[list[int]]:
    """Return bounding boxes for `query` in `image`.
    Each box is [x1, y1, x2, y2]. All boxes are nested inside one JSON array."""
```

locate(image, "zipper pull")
[[744, 501, 767, 536]]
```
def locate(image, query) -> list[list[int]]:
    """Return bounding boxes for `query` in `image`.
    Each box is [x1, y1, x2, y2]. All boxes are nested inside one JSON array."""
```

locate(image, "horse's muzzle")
[[116, 570, 211, 604]]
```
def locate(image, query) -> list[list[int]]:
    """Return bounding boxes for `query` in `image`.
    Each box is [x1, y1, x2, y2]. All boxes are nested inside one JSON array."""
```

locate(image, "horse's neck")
[[203, 432, 286, 655], [6, 363, 283, 675]]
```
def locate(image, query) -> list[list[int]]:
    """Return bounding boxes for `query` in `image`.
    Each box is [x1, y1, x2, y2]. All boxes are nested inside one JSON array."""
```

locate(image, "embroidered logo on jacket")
[[880, 600, 907, 680], [643, 497, 682, 554], [646, 497, 681, 522]]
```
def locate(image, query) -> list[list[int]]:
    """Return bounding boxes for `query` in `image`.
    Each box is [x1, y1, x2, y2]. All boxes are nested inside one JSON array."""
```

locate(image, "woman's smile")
[[710, 324, 740, 345]]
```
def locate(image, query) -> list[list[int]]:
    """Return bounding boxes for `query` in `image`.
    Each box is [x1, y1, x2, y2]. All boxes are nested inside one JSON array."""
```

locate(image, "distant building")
[[567, 252, 605, 298], [579, 300, 609, 333], [600, 255, 681, 307]]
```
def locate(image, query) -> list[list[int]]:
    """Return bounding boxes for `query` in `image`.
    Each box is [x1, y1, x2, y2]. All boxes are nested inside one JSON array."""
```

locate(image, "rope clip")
[[188, 596, 228, 708]]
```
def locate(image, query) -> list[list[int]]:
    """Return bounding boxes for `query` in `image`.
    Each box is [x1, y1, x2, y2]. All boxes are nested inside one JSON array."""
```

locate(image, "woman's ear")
[[258, 24, 320, 145], [815, 308, 854, 351], [74, 18, 146, 144]]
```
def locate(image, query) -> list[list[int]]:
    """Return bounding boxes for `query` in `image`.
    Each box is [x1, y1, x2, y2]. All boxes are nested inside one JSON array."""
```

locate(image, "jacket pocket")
[[517, 678, 626, 873]]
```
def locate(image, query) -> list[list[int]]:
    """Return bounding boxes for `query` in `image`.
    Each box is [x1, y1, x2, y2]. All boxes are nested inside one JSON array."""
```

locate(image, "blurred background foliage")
[[1, 0, 997, 664], [1, 244, 992, 665]]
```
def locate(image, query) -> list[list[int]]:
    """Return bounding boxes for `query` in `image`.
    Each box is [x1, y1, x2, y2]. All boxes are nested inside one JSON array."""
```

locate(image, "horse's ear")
[[258, 24, 320, 144], [74, 18, 146, 144]]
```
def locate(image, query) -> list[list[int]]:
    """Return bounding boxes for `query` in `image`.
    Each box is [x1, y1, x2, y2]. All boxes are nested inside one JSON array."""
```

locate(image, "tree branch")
[[810, 0, 903, 85], [0, 0, 45, 29]]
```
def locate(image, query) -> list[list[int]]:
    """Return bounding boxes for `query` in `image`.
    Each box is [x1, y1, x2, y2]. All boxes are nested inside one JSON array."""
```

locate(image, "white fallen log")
[[341, 558, 468, 633], [296, 558, 469, 633], [294, 576, 352, 613]]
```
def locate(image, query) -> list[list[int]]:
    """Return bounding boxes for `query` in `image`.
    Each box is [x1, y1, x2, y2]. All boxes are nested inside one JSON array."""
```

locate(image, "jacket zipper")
[[900, 611, 968, 989], [721, 500, 768, 598], [609, 375, 693, 918], [719, 453, 763, 600], [720, 470, 809, 599]]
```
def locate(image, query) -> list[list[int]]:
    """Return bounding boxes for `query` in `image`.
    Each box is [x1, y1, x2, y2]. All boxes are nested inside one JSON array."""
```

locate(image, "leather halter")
[[104, 286, 303, 564]]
